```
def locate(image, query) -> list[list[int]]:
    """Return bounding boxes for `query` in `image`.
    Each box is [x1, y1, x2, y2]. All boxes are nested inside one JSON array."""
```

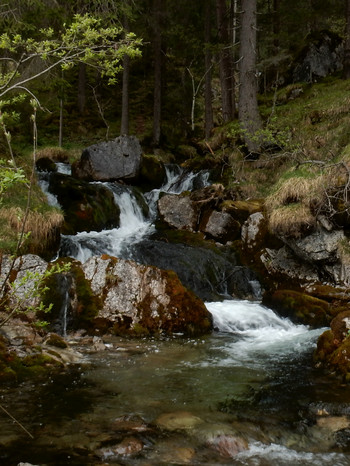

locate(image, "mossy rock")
[[36, 157, 58, 173], [263, 289, 331, 327], [48, 172, 120, 235], [44, 333, 68, 349], [315, 326, 350, 382], [314, 329, 337, 363], [70, 262, 101, 331], [139, 154, 166, 190], [220, 199, 264, 223]]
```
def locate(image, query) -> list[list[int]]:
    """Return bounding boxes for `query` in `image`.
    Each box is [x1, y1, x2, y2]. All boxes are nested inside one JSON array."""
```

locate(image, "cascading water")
[[7, 164, 347, 464], [58, 166, 210, 264]]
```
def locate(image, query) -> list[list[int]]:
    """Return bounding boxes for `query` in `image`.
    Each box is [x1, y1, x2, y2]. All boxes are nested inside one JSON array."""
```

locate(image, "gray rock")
[[286, 228, 344, 264], [72, 135, 142, 182], [158, 193, 199, 231], [202, 210, 240, 243], [241, 212, 265, 248], [82, 255, 213, 336], [293, 31, 343, 82]]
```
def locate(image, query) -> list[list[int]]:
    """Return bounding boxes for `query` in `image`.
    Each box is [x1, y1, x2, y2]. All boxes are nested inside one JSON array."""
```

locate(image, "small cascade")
[[205, 300, 324, 367], [52, 274, 72, 336], [37, 162, 72, 208], [59, 165, 210, 263]]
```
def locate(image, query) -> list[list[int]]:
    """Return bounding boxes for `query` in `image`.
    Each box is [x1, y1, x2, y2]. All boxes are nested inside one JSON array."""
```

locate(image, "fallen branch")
[[0, 403, 34, 439]]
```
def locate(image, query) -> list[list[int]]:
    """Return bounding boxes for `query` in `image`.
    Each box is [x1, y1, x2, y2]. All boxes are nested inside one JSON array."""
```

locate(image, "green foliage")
[[0, 13, 142, 101], [0, 160, 27, 205], [0, 261, 71, 328]]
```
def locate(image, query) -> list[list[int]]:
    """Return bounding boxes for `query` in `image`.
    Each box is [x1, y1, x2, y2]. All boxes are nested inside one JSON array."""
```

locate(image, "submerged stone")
[[154, 411, 204, 431]]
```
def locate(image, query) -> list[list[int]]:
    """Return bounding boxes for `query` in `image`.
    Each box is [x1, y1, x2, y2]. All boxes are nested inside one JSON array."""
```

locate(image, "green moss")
[[70, 262, 101, 330], [263, 289, 331, 327]]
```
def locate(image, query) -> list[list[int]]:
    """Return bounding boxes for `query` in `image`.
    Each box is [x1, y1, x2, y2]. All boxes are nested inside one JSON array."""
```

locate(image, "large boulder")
[[72, 135, 142, 182], [293, 30, 343, 83], [48, 172, 120, 235], [82, 255, 213, 336]]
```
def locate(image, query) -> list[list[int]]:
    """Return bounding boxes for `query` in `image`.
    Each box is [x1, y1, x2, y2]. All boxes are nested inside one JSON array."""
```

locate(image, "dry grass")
[[36, 147, 70, 163], [268, 204, 316, 238], [0, 207, 64, 254], [265, 175, 326, 237], [265, 175, 325, 211]]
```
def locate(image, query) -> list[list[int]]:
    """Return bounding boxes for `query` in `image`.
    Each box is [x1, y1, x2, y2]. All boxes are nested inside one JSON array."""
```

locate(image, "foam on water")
[[205, 300, 325, 368], [237, 442, 350, 466]]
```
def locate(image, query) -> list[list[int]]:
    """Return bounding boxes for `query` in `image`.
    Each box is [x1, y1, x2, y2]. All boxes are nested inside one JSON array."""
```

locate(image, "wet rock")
[[330, 311, 350, 343], [158, 193, 199, 231], [43, 333, 68, 349], [314, 329, 350, 381], [72, 135, 142, 182], [36, 157, 57, 172], [128, 237, 257, 301], [139, 154, 166, 190], [82, 255, 213, 336], [103, 436, 144, 457], [263, 289, 330, 327], [156, 446, 195, 464], [334, 428, 350, 451], [42, 345, 84, 365], [48, 172, 120, 235], [154, 411, 204, 431], [316, 415, 350, 432], [206, 434, 248, 458], [111, 414, 149, 433]]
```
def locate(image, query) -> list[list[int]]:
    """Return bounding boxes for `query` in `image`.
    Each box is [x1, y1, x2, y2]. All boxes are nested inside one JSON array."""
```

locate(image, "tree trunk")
[[238, 0, 262, 157], [77, 63, 86, 115], [121, 6, 130, 135], [344, 0, 350, 79], [216, 0, 234, 123], [121, 55, 130, 135], [152, 0, 163, 147], [204, 0, 214, 139]]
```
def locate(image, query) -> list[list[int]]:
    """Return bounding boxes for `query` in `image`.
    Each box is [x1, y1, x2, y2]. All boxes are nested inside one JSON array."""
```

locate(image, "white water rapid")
[[206, 300, 324, 368]]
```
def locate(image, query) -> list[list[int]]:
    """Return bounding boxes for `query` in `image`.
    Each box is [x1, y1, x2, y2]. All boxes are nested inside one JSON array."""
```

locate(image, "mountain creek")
[[1, 160, 350, 465]]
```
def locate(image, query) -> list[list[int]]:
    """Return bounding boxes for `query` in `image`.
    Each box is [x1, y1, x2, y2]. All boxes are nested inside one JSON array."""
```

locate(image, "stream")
[[1, 165, 350, 464]]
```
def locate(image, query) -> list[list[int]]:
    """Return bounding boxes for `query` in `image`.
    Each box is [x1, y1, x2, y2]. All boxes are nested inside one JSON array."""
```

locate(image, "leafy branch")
[[0, 13, 142, 101]]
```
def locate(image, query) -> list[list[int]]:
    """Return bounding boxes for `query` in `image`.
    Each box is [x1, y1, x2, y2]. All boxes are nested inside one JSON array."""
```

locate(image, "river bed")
[[1, 300, 350, 465]]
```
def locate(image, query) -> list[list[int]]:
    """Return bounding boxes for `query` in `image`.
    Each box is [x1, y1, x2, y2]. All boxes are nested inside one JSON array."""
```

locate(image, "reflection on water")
[[1, 301, 350, 465]]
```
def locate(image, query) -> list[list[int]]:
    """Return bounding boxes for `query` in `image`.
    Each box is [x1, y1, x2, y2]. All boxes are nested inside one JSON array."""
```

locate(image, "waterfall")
[[59, 165, 210, 263]]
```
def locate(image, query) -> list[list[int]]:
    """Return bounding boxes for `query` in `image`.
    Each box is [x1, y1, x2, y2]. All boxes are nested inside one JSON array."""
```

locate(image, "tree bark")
[[77, 62, 86, 115], [204, 0, 214, 139], [238, 0, 262, 156], [216, 0, 234, 123], [121, 5, 130, 135], [152, 0, 163, 147], [344, 0, 350, 79]]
